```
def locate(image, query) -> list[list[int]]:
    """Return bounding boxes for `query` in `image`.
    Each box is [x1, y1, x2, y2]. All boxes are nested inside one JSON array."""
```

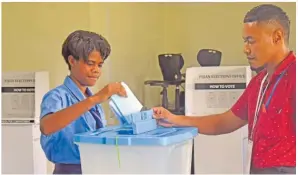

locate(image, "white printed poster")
[[2, 72, 49, 124], [185, 66, 252, 115]]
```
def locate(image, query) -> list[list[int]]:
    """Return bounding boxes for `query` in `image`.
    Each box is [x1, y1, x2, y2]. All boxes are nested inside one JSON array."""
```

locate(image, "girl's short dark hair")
[[62, 30, 111, 70]]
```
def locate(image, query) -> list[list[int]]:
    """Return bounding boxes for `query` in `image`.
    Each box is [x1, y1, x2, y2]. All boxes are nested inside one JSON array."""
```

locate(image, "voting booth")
[[75, 82, 198, 174], [185, 66, 252, 174], [2, 72, 48, 174]]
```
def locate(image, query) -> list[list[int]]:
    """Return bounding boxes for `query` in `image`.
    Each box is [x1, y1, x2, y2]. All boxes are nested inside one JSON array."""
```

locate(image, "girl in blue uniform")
[[39, 30, 127, 174]]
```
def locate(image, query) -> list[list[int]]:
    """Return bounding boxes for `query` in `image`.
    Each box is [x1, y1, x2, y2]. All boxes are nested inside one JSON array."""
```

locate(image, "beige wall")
[[87, 3, 167, 117], [2, 2, 296, 173], [163, 2, 296, 102], [164, 2, 296, 69]]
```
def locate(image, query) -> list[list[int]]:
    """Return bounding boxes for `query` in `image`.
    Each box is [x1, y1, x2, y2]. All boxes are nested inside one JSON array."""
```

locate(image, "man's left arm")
[[289, 67, 296, 130], [291, 80, 295, 128]]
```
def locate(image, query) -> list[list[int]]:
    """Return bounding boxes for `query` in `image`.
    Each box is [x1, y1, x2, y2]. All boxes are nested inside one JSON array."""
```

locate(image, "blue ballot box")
[[74, 82, 198, 174]]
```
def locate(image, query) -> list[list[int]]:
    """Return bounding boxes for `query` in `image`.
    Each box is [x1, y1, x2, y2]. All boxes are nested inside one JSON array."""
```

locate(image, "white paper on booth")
[[185, 66, 250, 116], [2, 72, 35, 119]]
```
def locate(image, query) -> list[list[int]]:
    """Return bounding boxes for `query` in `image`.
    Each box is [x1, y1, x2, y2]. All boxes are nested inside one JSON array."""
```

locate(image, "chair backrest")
[[158, 53, 184, 81], [197, 49, 222, 67]]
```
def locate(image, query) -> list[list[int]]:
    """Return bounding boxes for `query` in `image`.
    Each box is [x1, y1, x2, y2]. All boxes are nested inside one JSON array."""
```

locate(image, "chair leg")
[[175, 85, 180, 113], [161, 87, 168, 109]]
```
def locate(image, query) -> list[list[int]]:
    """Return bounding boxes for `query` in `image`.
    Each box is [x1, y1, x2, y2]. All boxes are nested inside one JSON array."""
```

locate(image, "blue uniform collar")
[[63, 76, 94, 101], [63, 76, 102, 131]]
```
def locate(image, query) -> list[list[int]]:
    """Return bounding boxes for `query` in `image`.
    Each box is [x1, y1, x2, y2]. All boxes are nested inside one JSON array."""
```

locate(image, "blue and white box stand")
[[74, 82, 198, 174]]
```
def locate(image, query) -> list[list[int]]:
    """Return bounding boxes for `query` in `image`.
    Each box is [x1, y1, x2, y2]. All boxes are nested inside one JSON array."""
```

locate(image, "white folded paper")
[[110, 82, 143, 116]]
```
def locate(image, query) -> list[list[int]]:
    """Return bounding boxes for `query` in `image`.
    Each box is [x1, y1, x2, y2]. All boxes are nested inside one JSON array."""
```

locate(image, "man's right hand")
[[153, 107, 247, 135], [93, 82, 127, 104], [153, 107, 180, 127]]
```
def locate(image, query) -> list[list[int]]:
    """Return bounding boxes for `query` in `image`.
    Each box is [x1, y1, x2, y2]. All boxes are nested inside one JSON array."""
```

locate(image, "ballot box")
[[74, 110, 197, 174], [74, 82, 197, 174]]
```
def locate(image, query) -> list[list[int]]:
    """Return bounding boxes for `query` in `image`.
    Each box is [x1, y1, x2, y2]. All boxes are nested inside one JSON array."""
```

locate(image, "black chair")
[[197, 49, 222, 66], [144, 53, 185, 115]]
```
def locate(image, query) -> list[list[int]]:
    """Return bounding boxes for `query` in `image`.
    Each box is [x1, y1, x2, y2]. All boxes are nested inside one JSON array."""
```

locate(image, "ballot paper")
[[109, 100, 129, 125], [110, 82, 143, 116]]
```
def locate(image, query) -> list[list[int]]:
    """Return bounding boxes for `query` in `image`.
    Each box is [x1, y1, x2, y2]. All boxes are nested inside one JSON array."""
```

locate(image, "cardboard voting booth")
[[2, 72, 48, 174], [185, 66, 252, 174]]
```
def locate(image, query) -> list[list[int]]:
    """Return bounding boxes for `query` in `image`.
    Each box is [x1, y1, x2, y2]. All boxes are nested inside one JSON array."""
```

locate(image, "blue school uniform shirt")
[[40, 76, 107, 164]]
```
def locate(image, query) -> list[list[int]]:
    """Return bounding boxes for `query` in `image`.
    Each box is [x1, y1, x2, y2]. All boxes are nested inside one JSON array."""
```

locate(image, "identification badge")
[[245, 140, 254, 174]]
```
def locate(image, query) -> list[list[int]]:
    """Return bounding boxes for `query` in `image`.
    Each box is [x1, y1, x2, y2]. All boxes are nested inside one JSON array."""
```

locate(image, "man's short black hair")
[[62, 30, 111, 70], [243, 4, 291, 43]]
